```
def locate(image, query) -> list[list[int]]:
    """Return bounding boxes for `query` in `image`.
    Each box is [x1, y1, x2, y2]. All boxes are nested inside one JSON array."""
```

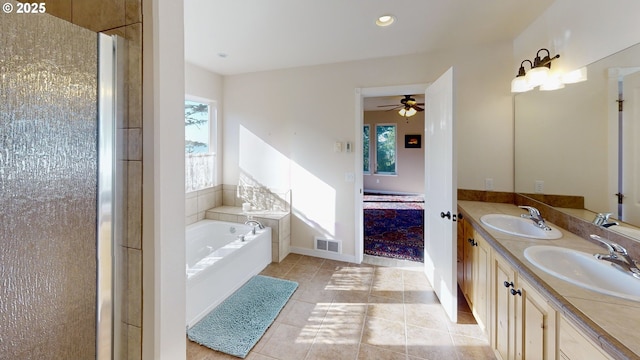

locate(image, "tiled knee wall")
[[186, 184, 292, 263]]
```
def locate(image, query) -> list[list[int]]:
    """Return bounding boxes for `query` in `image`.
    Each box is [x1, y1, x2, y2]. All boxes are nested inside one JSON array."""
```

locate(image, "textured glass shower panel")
[[0, 10, 98, 360]]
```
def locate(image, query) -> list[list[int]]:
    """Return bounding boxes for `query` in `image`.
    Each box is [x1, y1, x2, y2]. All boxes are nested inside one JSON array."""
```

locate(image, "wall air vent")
[[314, 237, 341, 254]]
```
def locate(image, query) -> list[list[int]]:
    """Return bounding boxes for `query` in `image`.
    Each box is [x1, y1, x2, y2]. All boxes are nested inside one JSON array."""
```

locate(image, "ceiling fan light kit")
[[377, 95, 425, 119]]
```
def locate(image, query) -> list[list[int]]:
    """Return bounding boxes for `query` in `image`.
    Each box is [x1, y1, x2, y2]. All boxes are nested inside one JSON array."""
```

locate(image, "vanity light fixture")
[[561, 66, 588, 84], [539, 75, 565, 91], [376, 15, 396, 27], [525, 48, 560, 87], [511, 60, 534, 93], [511, 48, 562, 93]]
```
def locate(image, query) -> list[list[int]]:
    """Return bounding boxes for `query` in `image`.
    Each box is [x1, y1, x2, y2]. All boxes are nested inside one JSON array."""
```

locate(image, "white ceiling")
[[184, 0, 554, 76]]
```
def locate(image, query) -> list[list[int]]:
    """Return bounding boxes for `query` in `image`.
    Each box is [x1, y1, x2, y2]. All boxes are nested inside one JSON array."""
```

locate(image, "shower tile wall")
[[43, 0, 144, 359]]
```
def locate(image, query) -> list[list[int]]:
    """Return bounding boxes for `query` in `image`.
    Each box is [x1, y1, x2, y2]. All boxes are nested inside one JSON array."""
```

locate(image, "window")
[[375, 124, 397, 174], [185, 99, 216, 192], [363, 124, 370, 173], [363, 123, 397, 175]]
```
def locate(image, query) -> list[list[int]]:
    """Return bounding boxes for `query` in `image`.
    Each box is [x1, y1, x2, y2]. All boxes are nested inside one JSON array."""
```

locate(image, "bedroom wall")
[[363, 110, 425, 194], [222, 40, 515, 258]]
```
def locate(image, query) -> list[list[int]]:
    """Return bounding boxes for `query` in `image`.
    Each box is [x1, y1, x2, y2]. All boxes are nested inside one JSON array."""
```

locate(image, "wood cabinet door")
[[472, 231, 491, 338], [493, 254, 517, 360], [516, 277, 557, 360], [559, 316, 613, 360]]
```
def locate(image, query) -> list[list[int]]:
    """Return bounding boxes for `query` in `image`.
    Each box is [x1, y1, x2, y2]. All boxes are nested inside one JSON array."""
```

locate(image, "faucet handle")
[[518, 205, 540, 216], [590, 234, 617, 255]]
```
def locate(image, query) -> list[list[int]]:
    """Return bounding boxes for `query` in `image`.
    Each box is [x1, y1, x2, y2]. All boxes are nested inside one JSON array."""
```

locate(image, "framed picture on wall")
[[405, 134, 421, 148]]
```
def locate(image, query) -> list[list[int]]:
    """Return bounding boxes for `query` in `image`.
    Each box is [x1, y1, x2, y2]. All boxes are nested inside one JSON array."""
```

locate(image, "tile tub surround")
[[206, 206, 291, 263], [186, 185, 223, 225], [458, 200, 640, 359]]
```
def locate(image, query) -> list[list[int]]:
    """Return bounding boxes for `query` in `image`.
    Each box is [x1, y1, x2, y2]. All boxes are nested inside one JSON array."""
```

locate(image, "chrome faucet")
[[519, 206, 551, 231], [590, 234, 640, 278], [245, 219, 265, 234], [592, 213, 619, 228]]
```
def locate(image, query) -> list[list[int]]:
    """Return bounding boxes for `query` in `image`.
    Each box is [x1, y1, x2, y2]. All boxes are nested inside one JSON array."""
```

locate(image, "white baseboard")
[[289, 247, 358, 264]]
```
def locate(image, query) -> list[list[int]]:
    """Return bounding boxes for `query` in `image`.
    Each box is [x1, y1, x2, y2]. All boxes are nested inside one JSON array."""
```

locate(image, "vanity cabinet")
[[458, 219, 491, 338], [492, 251, 557, 360], [558, 316, 613, 360]]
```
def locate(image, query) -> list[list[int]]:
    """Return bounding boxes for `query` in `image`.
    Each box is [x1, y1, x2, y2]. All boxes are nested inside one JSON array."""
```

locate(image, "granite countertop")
[[458, 200, 640, 360]]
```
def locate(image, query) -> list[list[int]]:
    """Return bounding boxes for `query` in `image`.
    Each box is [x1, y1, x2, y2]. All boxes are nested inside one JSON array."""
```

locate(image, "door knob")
[[440, 211, 451, 219]]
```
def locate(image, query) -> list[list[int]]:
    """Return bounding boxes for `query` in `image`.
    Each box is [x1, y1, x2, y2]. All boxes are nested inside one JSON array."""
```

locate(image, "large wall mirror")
[[515, 42, 640, 241]]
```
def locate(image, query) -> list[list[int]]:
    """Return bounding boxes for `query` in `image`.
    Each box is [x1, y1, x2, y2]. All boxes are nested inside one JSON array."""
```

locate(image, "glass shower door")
[[0, 7, 122, 360]]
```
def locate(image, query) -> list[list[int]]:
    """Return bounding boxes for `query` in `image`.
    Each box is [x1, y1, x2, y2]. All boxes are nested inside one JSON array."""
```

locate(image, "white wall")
[[222, 40, 515, 257], [514, 0, 640, 73], [142, 0, 186, 359], [363, 110, 425, 194]]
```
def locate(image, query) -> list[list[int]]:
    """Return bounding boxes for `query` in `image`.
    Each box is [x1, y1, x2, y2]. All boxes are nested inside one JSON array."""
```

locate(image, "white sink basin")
[[524, 245, 640, 302], [480, 214, 562, 239]]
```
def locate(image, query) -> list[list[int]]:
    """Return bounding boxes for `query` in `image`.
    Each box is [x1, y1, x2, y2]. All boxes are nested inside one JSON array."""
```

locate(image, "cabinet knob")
[[440, 211, 451, 220], [510, 289, 522, 296], [503, 281, 514, 288]]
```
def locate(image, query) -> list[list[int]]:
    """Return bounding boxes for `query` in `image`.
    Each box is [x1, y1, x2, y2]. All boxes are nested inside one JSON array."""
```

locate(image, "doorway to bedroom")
[[361, 94, 425, 263]]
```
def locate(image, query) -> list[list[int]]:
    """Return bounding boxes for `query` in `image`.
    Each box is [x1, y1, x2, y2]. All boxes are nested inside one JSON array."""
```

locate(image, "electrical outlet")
[[535, 180, 544, 194], [485, 178, 494, 191]]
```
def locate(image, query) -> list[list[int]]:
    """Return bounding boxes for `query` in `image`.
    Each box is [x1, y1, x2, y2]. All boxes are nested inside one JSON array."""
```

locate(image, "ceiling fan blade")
[[385, 105, 403, 111], [377, 104, 399, 108], [413, 105, 424, 111]]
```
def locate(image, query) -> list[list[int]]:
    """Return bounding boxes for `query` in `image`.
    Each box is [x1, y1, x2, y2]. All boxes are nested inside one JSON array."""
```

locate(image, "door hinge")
[[617, 99, 624, 112]]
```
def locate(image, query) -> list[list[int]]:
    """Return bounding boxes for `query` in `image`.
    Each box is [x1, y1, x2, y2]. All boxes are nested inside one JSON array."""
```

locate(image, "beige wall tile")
[[125, 0, 141, 24], [43, 0, 72, 22], [72, 0, 125, 32], [126, 324, 142, 360], [127, 128, 142, 160], [126, 248, 142, 327], [125, 23, 142, 129], [127, 161, 142, 249]]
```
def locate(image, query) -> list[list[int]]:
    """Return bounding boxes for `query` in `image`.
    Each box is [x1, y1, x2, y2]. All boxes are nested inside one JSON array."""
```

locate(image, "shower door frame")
[[97, 33, 126, 360]]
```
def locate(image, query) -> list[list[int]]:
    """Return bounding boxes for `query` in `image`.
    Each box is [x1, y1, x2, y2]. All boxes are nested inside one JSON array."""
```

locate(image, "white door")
[[622, 71, 640, 224], [424, 67, 457, 322]]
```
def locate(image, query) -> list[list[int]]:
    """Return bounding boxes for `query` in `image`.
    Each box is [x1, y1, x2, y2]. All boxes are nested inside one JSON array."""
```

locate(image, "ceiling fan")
[[377, 95, 425, 114]]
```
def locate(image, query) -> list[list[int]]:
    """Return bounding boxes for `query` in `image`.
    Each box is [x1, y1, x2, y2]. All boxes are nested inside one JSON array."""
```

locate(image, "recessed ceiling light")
[[376, 15, 396, 27], [217, 52, 228, 58]]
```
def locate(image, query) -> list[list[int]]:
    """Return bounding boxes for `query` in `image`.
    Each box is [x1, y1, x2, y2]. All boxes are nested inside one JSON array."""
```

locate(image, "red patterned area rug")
[[363, 194, 424, 262]]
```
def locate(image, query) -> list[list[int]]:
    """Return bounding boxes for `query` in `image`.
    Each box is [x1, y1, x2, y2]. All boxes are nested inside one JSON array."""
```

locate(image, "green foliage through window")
[[363, 125, 370, 173], [375, 124, 396, 174], [185, 100, 210, 154]]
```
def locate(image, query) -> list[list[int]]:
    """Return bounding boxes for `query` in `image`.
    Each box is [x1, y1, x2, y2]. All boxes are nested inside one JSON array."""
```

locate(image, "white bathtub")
[[185, 219, 272, 328]]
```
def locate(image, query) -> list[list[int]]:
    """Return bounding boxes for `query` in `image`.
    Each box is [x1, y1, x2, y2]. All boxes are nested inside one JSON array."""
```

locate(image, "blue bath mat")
[[187, 275, 298, 358]]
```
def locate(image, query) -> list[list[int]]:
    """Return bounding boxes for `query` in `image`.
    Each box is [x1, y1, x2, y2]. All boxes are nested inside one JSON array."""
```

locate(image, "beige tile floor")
[[187, 254, 496, 360]]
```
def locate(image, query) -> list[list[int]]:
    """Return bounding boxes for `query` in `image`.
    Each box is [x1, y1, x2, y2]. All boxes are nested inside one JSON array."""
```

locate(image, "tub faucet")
[[245, 219, 265, 234], [518, 206, 551, 231], [590, 234, 640, 278], [592, 213, 619, 228]]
